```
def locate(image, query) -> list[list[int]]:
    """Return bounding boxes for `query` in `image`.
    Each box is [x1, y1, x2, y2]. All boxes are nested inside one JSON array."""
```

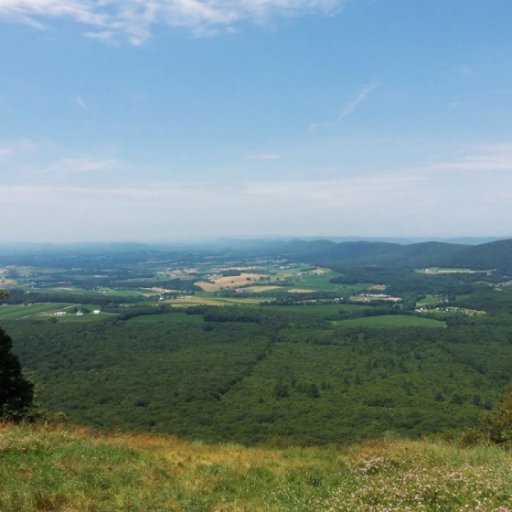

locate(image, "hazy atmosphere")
[[1, 0, 511, 242]]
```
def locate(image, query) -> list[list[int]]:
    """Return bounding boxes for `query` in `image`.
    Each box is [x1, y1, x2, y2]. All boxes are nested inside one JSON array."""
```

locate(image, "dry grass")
[[308, 268, 329, 276], [0, 278, 17, 286], [2, 424, 512, 511], [0, 423, 342, 511], [168, 296, 267, 307], [195, 274, 269, 292], [236, 285, 282, 294]]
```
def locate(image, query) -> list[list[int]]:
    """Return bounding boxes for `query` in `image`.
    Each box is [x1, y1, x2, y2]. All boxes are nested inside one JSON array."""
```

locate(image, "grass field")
[[416, 295, 447, 307], [279, 271, 368, 295], [0, 303, 70, 320], [334, 314, 446, 328], [168, 296, 269, 307], [97, 287, 147, 298], [237, 285, 283, 294], [0, 303, 118, 323], [1, 423, 512, 512]]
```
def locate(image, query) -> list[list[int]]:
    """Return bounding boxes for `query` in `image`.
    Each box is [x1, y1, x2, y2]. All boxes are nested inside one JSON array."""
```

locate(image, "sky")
[[1, 0, 512, 242]]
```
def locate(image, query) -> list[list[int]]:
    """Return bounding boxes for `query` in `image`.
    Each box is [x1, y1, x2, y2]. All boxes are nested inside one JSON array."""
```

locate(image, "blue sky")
[[1, 0, 512, 242]]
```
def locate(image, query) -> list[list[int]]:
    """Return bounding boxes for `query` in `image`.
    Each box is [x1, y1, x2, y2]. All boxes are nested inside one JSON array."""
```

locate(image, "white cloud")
[[430, 143, 512, 172], [309, 81, 379, 132], [0, 138, 36, 160], [0, 0, 345, 44], [3, 168, 507, 243], [3, 137, 512, 242], [44, 157, 122, 174], [250, 152, 281, 160]]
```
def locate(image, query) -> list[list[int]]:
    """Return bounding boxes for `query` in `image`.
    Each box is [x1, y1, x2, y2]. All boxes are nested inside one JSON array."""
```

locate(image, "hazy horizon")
[[0, 235, 509, 248], [1, 1, 511, 242]]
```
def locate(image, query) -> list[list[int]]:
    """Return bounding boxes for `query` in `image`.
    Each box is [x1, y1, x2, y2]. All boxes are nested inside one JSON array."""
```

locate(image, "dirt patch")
[[236, 286, 282, 294], [0, 279, 17, 286], [309, 268, 329, 275], [195, 273, 269, 292]]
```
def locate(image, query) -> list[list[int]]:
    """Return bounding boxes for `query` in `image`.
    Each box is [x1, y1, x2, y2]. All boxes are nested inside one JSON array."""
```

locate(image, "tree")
[[0, 327, 34, 420], [483, 386, 512, 444], [0, 291, 34, 420]]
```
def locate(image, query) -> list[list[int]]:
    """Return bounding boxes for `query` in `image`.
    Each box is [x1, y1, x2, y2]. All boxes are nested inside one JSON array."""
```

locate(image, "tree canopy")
[[0, 326, 34, 420]]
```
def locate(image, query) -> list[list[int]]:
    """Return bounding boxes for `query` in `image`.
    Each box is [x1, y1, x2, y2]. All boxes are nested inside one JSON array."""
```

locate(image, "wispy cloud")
[[73, 95, 87, 111], [338, 81, 380, 120], [250, 152, 281, 161], [430, 143, 512, 172], [0, 138, 36, 160], [44, 157, 122, 175], [309, 81, 380, 132], [2, 165, 510, 242], [0, 0, 346, 44]]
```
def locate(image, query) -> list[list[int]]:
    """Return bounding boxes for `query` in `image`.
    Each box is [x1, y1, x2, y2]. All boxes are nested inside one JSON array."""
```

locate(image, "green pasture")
[[0, 303, 70, 320], [97, 288, 146, 298], [273, 268, 368, 294], [416, 295, 447, 307], [30, 287, 105, 298]]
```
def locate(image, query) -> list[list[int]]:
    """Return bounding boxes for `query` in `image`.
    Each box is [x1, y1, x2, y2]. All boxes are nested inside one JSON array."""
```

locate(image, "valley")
[[2, 240, 512, 445]]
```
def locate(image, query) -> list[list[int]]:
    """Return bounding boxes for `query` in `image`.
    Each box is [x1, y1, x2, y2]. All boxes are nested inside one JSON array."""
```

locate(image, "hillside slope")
[[1, 423, 512, 511], [211, 238, 512, 271], [2, 239, 512, 272]]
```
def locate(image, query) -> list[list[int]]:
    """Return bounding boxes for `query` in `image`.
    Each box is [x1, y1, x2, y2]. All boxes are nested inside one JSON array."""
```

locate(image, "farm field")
[[168, 296, 268, 307], [195, 273, 269, 292], [0, 303, 70, 320], [415, 294, 447, 307], [237, 285, 283, 294]]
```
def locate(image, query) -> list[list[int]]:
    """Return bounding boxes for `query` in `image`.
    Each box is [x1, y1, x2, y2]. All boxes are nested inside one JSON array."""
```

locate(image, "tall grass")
[[1, 424, 512, 511]]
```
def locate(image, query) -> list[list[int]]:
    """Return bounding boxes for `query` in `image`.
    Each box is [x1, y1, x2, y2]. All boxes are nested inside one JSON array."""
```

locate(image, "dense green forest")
[[5, 308, 512, 445]]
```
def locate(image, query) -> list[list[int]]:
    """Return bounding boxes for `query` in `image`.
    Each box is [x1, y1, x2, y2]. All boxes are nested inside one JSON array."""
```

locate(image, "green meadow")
[[0, 303, 69, 320]]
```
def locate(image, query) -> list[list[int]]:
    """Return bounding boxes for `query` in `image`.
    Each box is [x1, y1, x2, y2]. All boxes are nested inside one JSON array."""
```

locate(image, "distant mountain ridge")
[[213, 238, 512, 273], [1, 239, 511, 273], [289, 239, 512, 273]]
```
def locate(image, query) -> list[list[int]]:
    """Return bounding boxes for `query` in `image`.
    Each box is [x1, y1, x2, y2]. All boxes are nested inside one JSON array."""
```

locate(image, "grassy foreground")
[[1, 424, 512, 511]]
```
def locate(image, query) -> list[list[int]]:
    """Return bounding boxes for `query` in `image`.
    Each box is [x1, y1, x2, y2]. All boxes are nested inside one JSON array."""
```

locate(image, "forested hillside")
[[6, 308, 512, 444]]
